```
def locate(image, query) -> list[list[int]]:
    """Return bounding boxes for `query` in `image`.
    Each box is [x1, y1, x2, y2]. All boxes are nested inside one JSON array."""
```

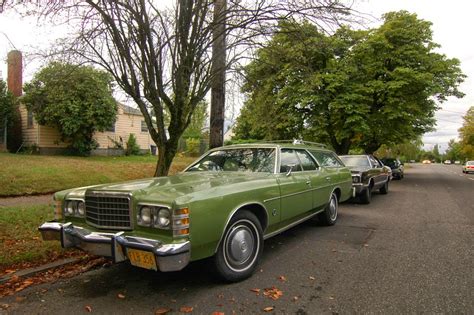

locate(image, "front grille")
[[85, 194, 131, 230]]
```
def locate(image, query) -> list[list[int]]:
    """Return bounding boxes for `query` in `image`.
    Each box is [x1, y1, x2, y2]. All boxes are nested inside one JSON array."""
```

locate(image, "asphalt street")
[[1, 163, 473, 314]]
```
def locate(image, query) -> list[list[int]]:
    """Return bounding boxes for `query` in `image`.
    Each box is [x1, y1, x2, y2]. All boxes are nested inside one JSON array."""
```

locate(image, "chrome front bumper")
[[352, 183, 369, 195], [39, 222, 190, 272]]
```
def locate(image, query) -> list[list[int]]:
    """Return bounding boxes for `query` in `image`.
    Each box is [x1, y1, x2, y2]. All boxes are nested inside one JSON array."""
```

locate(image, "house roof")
[[119, 103, 143, 116]]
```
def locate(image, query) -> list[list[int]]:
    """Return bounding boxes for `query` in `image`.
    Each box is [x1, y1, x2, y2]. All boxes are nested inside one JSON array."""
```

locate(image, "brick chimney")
[[7, 50, 22, 97]]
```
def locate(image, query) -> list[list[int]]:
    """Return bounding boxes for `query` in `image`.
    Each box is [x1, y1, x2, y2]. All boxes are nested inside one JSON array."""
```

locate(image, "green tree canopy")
[[23, 62, 117, 155], [459, 106, 474, 159], [234, 11, 465, 154], [0, 79, 16, 128]]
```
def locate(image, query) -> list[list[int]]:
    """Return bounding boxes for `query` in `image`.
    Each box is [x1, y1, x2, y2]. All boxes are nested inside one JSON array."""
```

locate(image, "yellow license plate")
[[127, 248, 157, 271]]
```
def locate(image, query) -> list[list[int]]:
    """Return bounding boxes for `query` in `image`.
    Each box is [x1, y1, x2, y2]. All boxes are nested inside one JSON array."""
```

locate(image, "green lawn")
[[0, 153, 195, 197], [0, 204, 62, 268]]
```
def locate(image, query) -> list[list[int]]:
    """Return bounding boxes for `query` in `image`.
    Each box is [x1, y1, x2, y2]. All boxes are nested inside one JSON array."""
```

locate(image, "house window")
[[141, 120, 148, 133], [106, 122, 115, 132], [27, 110, 34, 129]]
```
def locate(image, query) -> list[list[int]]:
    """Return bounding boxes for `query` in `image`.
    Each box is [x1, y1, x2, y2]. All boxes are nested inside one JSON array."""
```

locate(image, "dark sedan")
[[381, 158, 404, 180], [339, 155, 391, 204]]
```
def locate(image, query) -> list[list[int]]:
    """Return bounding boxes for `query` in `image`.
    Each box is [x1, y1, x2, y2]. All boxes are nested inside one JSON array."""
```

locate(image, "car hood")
[[61, 171, 273, 205]]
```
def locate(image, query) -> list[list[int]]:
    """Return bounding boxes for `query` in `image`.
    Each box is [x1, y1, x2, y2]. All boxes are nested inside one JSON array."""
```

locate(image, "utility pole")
[[209, 0, 226, 149]]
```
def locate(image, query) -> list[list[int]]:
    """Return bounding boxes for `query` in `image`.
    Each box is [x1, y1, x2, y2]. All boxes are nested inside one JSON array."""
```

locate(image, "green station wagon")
[[39, 141, 352, 281]]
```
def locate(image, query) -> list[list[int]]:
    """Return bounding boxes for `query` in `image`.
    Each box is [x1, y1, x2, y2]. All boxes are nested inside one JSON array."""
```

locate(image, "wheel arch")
[[214, 202, 268, 254]]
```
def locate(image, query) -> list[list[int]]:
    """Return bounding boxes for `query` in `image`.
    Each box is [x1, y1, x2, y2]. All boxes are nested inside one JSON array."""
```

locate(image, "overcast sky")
[[1, 1, 472, 153]]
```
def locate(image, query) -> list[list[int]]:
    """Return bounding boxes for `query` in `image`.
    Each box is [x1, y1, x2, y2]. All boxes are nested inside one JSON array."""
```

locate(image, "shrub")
[[125, 133, 141, 155]]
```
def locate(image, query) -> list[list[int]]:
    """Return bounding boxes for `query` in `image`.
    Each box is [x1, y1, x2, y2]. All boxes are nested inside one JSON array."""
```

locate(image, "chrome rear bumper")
[[39, 221, 190, 272]]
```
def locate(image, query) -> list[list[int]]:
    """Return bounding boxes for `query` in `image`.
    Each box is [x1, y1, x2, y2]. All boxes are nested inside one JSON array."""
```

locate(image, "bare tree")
[[8, 0, 357, 176]]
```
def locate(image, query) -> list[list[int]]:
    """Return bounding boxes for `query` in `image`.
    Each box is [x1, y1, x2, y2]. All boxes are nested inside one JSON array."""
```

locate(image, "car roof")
[[216, 141, 333, 152]]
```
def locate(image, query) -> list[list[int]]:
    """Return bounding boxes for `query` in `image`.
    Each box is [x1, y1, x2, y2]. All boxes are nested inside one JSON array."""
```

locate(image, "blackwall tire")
[[317, 192, 338, 226], [360, 186, 372, 204]]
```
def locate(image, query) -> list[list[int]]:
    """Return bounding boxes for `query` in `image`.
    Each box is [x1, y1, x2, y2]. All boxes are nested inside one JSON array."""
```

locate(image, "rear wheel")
[[213, 211, 263, 282], [360, 186, 372, 204], [317, 192, 338, 226]]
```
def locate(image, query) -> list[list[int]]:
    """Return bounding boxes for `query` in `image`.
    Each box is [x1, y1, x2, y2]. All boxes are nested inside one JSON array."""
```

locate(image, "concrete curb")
[[0, 257, 80, 284]]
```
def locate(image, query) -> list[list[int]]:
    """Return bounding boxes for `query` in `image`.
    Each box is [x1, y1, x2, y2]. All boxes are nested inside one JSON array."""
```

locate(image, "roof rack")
[[225, 139, 327, 148]]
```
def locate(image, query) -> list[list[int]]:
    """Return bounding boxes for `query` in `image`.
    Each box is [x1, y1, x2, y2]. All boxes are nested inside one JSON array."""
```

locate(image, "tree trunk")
[[209, 0, 226, 149], [154, 141, 178, 177], [332, 138, 351, 155]]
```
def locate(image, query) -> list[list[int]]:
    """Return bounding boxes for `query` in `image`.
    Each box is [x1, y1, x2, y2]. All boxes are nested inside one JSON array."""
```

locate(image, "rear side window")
[[280, 149, 303, 173], [311, 151, 344, 168]]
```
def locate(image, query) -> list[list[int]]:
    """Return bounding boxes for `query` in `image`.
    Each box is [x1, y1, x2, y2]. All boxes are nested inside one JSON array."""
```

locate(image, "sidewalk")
[[0, 194, 53, 208]]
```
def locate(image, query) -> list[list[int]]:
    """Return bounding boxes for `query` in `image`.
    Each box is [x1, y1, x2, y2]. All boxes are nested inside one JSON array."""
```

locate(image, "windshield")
[[382, 159, 397, 167], [186, 148, 276, 173], [339, 155, 370, 167], [467, 161, 474, 166]]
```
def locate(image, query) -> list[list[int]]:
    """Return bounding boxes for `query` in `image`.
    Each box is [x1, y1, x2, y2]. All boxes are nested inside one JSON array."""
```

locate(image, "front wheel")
[[317, 192, 338, 226], [380, 180, 389, 194], [360, 186, 372, 204], [213, 211, 263, 282]]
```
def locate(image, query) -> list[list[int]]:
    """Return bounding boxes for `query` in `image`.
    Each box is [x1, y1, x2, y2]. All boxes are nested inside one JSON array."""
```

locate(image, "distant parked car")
[[381, 158, 404, 180], [444, 160, 452, 165], [339, 155, 391, 204], [422, 160, 431, 164], [454, 161, 461, 165], [462, 161, 474, 174]]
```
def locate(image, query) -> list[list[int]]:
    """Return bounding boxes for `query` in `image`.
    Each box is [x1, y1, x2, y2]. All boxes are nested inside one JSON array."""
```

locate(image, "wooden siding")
[[94, 106, 153, 151], [19, 104, 153, 151]]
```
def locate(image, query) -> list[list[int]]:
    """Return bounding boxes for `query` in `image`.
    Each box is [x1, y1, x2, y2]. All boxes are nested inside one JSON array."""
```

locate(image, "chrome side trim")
[[263, 180, 350, 203], [263, 209, 324, 240]]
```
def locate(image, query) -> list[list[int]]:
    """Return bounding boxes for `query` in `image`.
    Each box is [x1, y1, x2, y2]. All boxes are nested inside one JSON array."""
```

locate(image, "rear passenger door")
[[309, 150, 344, 209], [277, 149, 313, 222]]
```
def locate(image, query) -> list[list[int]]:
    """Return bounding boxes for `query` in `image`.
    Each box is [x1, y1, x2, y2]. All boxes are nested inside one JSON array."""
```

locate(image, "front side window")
[[187, 148, 276, 173], [280, 149, 303, 173]]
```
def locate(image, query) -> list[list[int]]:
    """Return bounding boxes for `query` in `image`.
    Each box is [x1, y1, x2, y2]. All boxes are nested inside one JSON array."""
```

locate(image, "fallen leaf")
[[0, 304, 10, 310], [331, 249, 337, 252], [363, 244, 369, 247], [250, 288, 261, 294], [211, 312, 224, 315], [292, 296, 299, 302], [15, 296, 25, 302], [155, 308, 171, 314], [85, 305, 92, 312], [179, 306, 193, 313], [217, 293, 224, 299], [5, 269, 16, 274], [278, 275, 287, 282], [329, 296, 335, 300], [263, 306, 274, 312], [309, 276, 315, 280], [263, 287, 283, 300], [117, 293, 126, 299]]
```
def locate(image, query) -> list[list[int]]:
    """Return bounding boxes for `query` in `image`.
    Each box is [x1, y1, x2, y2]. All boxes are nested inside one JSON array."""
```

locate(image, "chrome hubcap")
[[227, 225, 254, 265]]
